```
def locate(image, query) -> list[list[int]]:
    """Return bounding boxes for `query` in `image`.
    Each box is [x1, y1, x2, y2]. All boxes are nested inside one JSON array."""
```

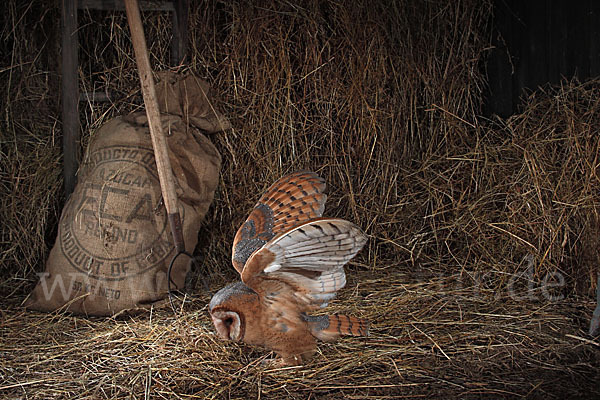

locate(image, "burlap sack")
[[25, 72, 229, 315]]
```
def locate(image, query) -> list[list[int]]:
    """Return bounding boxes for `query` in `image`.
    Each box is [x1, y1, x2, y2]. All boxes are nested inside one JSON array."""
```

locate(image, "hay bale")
[[501, 81, 600, 295], [0, 1, 62, 295], [404, 79, 600, 297], [189, 0, 492, 279]]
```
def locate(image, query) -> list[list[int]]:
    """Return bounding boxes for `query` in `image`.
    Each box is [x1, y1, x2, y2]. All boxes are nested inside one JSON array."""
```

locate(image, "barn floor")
[[2, 270, 598, 399]]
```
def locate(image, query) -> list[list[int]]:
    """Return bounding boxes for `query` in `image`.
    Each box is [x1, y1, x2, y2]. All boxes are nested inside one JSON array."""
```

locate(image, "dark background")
[[486, 0, 600, 117]]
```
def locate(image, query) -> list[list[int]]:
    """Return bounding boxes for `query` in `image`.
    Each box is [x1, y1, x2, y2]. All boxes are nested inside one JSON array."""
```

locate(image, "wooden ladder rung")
[[78, 0, 175, 12], [79, 91, 114, 103]]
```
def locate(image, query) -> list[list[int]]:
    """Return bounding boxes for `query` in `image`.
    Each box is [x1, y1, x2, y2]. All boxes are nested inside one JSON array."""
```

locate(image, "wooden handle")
[[124, 0, 185, 252]]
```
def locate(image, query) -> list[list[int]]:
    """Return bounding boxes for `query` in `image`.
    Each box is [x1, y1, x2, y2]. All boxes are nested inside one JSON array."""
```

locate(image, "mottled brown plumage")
[[231, 170, 327, 274], [209, 171, 369, 366]]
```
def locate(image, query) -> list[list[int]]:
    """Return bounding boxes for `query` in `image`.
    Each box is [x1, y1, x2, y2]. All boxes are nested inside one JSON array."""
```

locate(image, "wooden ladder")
[[61, 0, 189, 197]]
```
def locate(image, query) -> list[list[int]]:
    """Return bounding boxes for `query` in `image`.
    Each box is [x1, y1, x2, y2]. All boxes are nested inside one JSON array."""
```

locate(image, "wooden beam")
[[79, 91, 114, 102], [78, 0, 174, 11], [61, 0, 79, 197], [171, 0, 189, 65]]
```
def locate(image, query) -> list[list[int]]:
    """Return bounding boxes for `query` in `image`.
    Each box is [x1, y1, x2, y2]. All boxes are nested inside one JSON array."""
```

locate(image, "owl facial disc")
[[211, 310, 242, 341]]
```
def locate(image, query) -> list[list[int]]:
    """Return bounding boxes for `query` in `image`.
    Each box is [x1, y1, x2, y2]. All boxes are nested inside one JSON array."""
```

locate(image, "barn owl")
[[209, 171, 369, 366]]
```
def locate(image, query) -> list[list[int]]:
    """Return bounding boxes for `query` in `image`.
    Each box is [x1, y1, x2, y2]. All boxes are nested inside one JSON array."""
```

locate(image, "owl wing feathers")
[[241, 218, 367, 310], [212, 172, 368, 359], [231, 171, 327, 274]]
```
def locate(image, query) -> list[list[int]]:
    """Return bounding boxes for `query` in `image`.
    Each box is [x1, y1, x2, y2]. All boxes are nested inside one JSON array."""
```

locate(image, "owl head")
[[209, 281, 259, 342]]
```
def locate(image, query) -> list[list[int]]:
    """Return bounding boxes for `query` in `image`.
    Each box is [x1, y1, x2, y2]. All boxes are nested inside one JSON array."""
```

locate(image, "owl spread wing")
[[231, 171, 327, 274], [240, 218, 367, 311]]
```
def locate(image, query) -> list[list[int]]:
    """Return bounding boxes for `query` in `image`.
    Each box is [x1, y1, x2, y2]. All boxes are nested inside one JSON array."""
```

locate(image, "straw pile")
[[1, 0, 598, 398]]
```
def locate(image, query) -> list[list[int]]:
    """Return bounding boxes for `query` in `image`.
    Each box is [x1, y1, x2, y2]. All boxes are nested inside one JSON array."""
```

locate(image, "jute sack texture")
[[25, 72, 229, 315]]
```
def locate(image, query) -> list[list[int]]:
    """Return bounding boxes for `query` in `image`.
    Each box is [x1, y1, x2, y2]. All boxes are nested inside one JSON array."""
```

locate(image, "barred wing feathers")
[[231, 171, 327, 274], [242, 218, 367, 309]]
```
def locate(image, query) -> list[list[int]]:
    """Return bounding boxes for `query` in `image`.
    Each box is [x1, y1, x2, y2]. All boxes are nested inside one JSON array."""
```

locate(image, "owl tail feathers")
[[303, 314, 369, 341]]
